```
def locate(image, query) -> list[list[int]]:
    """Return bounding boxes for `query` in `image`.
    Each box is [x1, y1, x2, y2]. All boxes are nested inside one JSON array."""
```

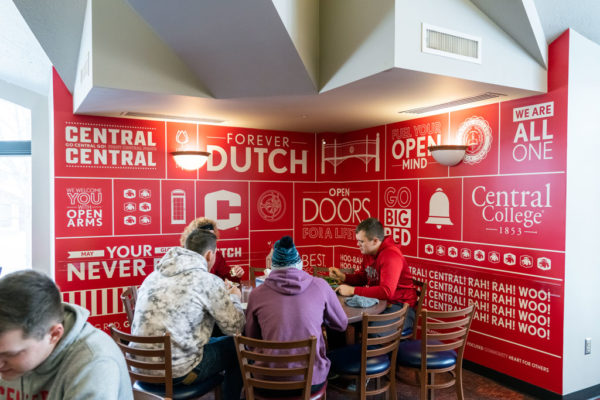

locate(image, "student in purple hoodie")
[[244, 236, 348, 393]]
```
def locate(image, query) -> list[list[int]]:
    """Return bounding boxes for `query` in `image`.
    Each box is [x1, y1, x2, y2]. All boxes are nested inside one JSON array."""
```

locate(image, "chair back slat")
[[425, 339, 465, 352], [428, 315, 471, 330], [121, 286, 138, 326], [404, 279, 427, 340], [246, 365, 308, 377], [110, 324, 173, 399], [241, 350, 309, 363], [235, 335, 319, 400], [428, 327, 468, 342], [400, 305, 476, 399], [249, 266, 266, 283], [247, 378, 307, 390], [359, 304, 408, 396], [116, 343, 166, 358]]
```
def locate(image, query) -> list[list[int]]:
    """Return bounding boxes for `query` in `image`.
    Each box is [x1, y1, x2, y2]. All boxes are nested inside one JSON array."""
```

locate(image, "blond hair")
[[179, 217, 220, 246]]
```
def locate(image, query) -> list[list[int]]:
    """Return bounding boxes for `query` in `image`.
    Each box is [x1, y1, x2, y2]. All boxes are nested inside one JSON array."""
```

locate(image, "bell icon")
[[425, 188, 453, 229]]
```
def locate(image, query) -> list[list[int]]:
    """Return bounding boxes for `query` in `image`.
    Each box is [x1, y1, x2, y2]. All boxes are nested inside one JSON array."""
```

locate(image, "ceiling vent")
[[121, 112, 225, 124], [422, 23, 482, 63], [398, 92, 506, 115]]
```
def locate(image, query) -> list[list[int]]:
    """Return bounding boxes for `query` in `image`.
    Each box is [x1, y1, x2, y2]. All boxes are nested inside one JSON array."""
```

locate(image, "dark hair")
[[185, 228, 217, 255], [0, 270, 64, 339], [355, 218, 385, 241]]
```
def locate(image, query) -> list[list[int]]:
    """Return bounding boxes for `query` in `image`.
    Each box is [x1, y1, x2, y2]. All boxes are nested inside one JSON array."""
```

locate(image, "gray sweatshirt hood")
[[156, 246, 208, 277], [33, 303, 88, 375], [264, 268, 314, 295]]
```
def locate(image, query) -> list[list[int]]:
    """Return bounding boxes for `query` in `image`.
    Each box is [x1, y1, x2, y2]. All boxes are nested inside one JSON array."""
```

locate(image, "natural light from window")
[[0, 97, 32, 276]]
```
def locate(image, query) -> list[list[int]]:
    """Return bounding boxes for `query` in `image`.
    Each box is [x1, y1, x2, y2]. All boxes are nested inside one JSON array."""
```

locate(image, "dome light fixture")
[[428, 145, 468, 167], [171, 150, 211, 170]]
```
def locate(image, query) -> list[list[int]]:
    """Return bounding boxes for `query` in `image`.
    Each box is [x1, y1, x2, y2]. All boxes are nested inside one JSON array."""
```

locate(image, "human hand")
[[265, 248, 273, 269], [228, 286, 241, 297], [230, 265, 244, 278], [329, 267, 346, 282], [335, 284, 355, 296]]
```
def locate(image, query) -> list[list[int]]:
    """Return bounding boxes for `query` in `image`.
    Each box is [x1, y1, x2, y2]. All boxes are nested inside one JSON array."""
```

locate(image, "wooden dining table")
[[337, 294, 387, 344]]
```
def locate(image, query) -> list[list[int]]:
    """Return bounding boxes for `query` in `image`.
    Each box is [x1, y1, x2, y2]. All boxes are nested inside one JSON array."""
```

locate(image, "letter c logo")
[[205, 190, 242, 230]]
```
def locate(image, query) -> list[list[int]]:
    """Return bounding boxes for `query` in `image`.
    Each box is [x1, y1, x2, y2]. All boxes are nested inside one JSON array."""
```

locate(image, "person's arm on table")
[[206, 280, 245, 335], [212, 252, 244, 283], [353, 257, 402, 301], [330, 266, 367, 297], [321, 283, 348, 331]]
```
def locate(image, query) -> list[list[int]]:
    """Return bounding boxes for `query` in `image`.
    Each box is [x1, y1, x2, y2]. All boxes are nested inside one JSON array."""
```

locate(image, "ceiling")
[[4, 0, 600, 133]]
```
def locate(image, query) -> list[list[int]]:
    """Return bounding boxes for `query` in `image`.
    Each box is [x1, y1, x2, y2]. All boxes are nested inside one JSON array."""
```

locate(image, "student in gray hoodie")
[[0, 270, 133, 400], [245, 236, 348, 392], [132, 228, 245, 400]]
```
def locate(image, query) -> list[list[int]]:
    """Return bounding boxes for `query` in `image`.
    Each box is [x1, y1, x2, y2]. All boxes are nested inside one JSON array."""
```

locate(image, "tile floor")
[[198, 365, 545, 399]]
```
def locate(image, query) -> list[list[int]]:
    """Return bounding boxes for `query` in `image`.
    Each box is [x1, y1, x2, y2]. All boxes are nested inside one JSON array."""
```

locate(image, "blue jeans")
[[370, 303, 416, 337], [185, 336, 243, 400]]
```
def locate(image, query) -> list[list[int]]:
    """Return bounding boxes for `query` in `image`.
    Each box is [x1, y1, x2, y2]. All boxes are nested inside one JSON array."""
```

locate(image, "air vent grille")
[[398, 92, 506, 115], [422, 24, 482, 63]]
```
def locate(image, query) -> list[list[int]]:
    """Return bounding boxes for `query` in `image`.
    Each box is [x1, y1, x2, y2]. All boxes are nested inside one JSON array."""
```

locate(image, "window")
[[0, 97, 32, 276]]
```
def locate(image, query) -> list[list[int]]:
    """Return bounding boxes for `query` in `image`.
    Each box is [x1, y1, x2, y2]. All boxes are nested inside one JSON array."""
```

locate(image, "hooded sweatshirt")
[[345, 236, 417, 307], [132, 246, 245, 378], [0, 303, 133, 400], [244, 268, 348, 386]]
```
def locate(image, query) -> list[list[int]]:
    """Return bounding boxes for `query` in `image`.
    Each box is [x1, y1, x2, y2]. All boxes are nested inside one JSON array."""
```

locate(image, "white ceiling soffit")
[[12, 0, 551, 132], [534, 0, 600, 45], [126, 0, 318, 98], [0, 0, 52, 96], [12, 0, 84, 93], [73, 0, 211, 112], [79, 68, 539, 133], [470, 0, 547, 68]]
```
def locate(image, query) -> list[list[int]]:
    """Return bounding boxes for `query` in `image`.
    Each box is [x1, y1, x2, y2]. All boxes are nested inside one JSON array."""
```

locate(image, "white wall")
[[563, 29, 600, 394], [394, 0, 546, 93]]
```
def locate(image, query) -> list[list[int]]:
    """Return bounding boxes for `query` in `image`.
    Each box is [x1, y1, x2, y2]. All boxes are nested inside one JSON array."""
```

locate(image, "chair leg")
[[389, 368, 397, 400], [429, 373, 435, 400], [456, 366, 464, 400], [214, 384, 222, 400]]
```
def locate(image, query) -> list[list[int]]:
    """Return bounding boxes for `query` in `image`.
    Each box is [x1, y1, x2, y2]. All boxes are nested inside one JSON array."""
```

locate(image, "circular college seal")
[[257, 190, 286, 222], [457, 116, 492, 164]]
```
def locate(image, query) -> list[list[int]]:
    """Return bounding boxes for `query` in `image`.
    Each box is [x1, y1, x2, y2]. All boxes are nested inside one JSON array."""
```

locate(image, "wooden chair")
[[110, 325, 222, 400], [132, 389, 163, 400], [328, 304, 409, 399], [396, 305, 475, 400], [249, 266, 267, 283], [121, 286, 138, 326], [401, 279, 427, 340], [234, 334, 326, 400]]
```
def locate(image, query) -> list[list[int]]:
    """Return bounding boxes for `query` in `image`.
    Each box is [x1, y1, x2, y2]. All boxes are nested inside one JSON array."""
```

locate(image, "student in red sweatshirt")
[[330, 217, 417, 330]]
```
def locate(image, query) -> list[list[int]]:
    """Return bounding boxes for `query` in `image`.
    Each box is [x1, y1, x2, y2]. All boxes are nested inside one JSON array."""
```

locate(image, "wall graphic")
[[53, 59, 567, 394]]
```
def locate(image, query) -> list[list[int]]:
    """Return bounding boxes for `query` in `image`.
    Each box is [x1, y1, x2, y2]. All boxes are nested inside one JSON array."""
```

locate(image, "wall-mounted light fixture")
[[171, 150, 211, 170], [428, 145, 468, 167]]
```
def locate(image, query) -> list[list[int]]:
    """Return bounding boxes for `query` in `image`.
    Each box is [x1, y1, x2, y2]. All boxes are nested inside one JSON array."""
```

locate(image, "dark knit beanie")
[[271, 236, 302, 270]]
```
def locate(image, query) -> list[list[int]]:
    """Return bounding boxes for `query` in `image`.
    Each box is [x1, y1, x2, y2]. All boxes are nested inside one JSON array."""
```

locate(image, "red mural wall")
[[52, 37, 568, 393]]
